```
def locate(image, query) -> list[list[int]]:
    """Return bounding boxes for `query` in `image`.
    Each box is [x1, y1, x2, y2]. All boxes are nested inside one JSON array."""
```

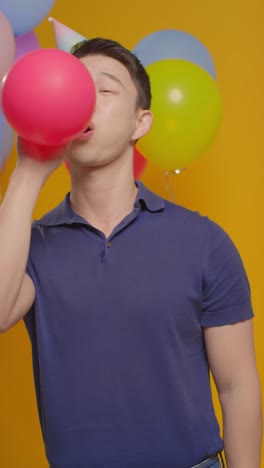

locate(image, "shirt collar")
[[36, 181, 164, 227], [135, 181, 165, 212]]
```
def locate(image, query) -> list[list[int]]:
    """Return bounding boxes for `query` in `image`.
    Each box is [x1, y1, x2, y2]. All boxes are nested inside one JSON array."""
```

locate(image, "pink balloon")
[[1, 48, 96, 147], [0, 11, 15, 81], [134, 147, 148, 179], [15, 31, 40, 62]]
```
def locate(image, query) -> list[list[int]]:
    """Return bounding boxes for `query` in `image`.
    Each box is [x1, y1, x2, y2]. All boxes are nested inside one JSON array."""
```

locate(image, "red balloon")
[[134, 147, 147, 179], [1, 48, 96, 146]]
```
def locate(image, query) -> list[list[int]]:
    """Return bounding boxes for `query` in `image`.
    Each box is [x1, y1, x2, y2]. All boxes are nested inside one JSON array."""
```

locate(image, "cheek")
[[95, 96, 137, 138], [110, 102, 137, 130]]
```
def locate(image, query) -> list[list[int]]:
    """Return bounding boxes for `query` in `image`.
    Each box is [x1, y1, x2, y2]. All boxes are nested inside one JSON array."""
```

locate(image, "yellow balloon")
[[137, 59, 222, 170]]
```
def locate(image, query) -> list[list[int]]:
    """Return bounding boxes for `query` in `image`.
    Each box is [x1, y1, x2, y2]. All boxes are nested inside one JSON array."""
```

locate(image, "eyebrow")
[[99, 71, 125, 88]]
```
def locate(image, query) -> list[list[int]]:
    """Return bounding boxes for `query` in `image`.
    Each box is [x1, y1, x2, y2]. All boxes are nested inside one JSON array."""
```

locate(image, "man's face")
[[68, 54, 143, 167]]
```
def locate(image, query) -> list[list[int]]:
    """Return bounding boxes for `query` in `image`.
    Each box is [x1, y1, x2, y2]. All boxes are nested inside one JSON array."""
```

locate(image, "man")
[[0, 38, 262, 468]]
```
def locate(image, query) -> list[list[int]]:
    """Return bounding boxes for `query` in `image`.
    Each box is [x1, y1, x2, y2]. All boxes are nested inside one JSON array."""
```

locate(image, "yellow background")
[[0, 0, 263, 466]]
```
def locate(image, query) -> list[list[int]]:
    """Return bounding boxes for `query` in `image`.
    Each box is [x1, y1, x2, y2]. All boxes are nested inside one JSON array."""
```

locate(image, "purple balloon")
[[0, 110, 14, 168], [15, 31, 40, 62]]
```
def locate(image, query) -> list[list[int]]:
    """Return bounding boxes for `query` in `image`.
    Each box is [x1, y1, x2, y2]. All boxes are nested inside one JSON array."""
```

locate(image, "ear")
[[131, 109, 153, 142]]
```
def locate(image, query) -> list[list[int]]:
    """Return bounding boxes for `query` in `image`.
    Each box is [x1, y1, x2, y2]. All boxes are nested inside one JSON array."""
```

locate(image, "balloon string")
[[170, 173, 175, 203], [165, 171, 169, 198], [164, 168, 187, 204], [164, 170, 174, 202]]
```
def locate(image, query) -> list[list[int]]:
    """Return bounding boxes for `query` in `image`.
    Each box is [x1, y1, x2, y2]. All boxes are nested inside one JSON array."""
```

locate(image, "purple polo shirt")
[[24, 181, 253, 468]]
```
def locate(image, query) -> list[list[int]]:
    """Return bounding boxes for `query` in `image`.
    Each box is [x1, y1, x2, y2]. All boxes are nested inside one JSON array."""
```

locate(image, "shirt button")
[[106, 242, 112, 248]]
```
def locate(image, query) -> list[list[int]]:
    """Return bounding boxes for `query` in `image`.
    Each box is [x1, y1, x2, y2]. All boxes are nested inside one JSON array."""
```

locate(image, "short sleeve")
[[26, 250, 34, 281], [24, 224, 38, 328], [201, 219, 254, 327], [25, 221, 40, 284]]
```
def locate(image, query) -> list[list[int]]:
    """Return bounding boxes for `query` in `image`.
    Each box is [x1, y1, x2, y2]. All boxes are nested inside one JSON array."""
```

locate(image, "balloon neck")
[[165, 168, 187, 175]]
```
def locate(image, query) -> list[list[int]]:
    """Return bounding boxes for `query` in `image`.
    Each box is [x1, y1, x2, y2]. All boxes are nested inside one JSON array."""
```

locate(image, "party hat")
[[49, 18, 88, 53]]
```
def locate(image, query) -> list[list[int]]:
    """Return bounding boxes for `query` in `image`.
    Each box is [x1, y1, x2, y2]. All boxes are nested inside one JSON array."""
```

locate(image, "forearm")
[[0, 166, 43, 322], [219, 372, 262, 468], [0, 140, 65, 330]]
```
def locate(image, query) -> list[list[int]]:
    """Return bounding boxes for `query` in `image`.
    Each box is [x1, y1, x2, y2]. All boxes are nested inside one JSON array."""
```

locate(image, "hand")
[[16, 136, 69, 182]]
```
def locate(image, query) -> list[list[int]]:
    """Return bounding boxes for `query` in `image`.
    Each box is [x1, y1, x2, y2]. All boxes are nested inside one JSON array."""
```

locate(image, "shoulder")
[[29, 196, 70, 252], [138, 182, 229, 244], [31, 194, 70, 234], [162, 199, 230, 245], [35, 194, 70, 227]]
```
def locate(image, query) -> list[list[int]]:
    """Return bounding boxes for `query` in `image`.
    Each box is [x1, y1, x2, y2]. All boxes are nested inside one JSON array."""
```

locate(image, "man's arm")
[[0, 138, 65, 332], [204, 319, 262, 468]]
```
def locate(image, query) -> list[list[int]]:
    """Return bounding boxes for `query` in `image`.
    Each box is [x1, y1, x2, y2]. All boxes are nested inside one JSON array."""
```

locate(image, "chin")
[[68, 159, 98, 168], [68, 149, 97, 166], [68, 155, 109, 169], [68, 142, 128, 169]]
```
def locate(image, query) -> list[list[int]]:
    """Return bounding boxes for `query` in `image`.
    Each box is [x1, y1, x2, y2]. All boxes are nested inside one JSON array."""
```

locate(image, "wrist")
[[11, 163, 47, 193]]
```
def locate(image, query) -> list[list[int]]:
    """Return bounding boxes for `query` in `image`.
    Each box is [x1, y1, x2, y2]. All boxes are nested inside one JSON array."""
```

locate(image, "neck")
[[69, 151, 138, 237]]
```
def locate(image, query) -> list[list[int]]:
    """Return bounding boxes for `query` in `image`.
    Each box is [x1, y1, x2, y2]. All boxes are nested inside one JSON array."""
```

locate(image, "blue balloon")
[[0, 0, 55, 35], [133, 30, 216, 79], [0, 111, 14, 168]]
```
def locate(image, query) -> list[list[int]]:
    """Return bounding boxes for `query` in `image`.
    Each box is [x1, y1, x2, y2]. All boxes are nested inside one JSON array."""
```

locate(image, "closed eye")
[[100, 89, 114, 94]]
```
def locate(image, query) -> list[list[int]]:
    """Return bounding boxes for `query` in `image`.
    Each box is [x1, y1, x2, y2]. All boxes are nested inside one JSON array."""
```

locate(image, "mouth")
[[77, 123, 94, 141], [82, 123, 94, 134]]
